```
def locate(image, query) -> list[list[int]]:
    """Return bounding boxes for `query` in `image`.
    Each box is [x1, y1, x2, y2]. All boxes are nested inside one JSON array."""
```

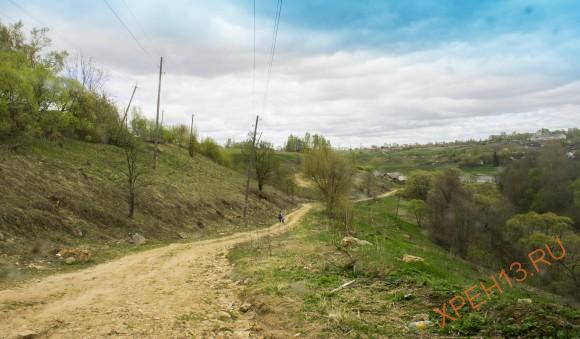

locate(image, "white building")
[[530, 130, 566, 142]]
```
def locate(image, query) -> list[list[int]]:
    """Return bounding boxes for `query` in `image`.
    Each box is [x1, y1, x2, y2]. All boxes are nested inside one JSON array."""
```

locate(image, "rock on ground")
[[341, 236, 372, 248], [17, 330, 38, 338], [402, 254, 424, 262], [56, 248, 91, 263], [129, 233, 147, 245]]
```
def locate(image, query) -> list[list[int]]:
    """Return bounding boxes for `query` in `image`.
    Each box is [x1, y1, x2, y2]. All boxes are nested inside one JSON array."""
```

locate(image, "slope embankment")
[[0, 139, 294, 284]]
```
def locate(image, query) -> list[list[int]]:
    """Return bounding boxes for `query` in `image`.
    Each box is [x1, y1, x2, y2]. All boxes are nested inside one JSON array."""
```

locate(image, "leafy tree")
[[533, 141, 575, 212], [402, 170, 433, 200], [284, 132, 330, 152], [425, 169, 474, 258], [273, 164, 297, 202], [500, 155, 541, 212], [171, 124, 189, 147], [363, 167, 375, 197], [304, 144, 353, 217], [506, 212, 573, 246], [284, 134, 302, 152], [493, 150, 500, 167], [253, 141, 278, 191], [130, 108, 155, 141], [0, 64, 36, 137], [408, 199, 426, 227], [199, 137, 230, 167], [0, 20, 118, 143], [506, 212, 579, 299]]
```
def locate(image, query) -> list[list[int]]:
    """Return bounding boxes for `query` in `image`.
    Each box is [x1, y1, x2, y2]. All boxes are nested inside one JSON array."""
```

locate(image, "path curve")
[[0, 203, 313, 339]]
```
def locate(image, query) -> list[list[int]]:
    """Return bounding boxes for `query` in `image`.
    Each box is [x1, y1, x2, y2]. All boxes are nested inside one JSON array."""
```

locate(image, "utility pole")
[[243, 115, 259, 226], [121, 84, 138, 128], [189, 114, 195, 138], [188, 113, 195, 157], [154, 56, 163, 169]]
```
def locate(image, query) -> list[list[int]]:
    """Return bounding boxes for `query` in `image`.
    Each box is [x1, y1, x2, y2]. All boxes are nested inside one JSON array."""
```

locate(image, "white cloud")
[[6, 1, 578, 147]]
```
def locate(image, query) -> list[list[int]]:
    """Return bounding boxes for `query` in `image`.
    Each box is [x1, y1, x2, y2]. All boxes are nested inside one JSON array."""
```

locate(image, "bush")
[[199, 137, 230, 167], [0, 22, 120, 143]]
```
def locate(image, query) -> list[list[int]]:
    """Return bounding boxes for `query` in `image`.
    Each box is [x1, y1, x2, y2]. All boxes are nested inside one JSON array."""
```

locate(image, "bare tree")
[[364, 169, 375, 197], [66, 55, 108, 94], [119, 131, 145, 218]]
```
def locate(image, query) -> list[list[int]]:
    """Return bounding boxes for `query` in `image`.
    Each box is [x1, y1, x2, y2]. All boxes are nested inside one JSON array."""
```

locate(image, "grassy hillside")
[[225, 148, 394, 201], [229, 196, 579, 338], [0, 139, 294, 284], [350, 143, 516, 176]]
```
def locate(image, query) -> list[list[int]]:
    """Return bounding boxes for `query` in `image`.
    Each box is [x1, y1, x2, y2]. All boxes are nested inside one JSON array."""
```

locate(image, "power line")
[[120, 0, 151, 42], [0, 8, 16, 22], [252, 0, 256, 114], [6, 0, 84, 53], [102, 0, 151, 57], [261, 0, 283, 114], [7, 0, 46, 27]]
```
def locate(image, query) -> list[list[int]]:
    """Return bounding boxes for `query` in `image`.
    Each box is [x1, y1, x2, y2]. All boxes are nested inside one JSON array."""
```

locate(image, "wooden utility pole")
[[187, 113, 195, 157], [243, 115, 259, 226], [153, 56, 163, 169], [189, 114, 195, 138], [121, 84, 138, 128]]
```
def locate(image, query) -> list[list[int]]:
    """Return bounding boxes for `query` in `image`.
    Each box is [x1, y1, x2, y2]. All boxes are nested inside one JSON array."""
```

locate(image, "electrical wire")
[[0, 8, 16, 22], [6, 0, 84, 53], [261, 0, 283, 114], [252, 0, 256, 114], [102, 0, 151, 57], [120, 0, 152, 42]]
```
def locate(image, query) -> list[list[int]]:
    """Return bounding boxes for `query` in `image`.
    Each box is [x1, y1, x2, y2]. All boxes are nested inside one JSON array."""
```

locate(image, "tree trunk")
[[128, 187, 135, 218]]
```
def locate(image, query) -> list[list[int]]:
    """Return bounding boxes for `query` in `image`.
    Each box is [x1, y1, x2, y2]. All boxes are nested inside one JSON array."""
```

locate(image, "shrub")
[[199, 137, 230, 167]]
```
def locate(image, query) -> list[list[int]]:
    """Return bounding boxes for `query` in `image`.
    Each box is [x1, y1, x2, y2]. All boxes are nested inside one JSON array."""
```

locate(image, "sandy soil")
[[0, 204, 313, 339]]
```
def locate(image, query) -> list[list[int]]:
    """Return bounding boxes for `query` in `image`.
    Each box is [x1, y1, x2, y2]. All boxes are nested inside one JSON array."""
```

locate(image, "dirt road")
[[0, 204, 313, 339]]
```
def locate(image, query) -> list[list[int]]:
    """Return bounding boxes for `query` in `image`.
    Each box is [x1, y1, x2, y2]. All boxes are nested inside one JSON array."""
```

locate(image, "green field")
[[346, 142, 527, 176]]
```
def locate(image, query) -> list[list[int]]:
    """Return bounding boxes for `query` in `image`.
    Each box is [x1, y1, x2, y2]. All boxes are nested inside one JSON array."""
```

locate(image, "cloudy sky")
[[1, 0, 579, 146]]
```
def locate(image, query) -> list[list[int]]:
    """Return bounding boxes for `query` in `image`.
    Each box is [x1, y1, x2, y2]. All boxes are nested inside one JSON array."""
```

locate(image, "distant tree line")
[[284, 133, 330, 152], [402, 141, 580, 300]]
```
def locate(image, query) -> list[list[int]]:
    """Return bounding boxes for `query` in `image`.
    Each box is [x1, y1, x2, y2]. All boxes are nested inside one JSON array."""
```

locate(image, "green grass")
[[347, 142, 523, 176], [229, 197, 580, 338], [224, 148, 303, 171]]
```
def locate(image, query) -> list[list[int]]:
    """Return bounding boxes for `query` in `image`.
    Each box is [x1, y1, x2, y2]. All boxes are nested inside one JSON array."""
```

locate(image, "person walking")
[[277, 210, 285, 224]]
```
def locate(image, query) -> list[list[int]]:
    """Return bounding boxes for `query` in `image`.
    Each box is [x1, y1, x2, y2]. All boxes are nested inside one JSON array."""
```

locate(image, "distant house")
[[475, 175, 496, 184], [530, 130, 566, 142], [461, 175, 496, 184], [385, 172, 407, 183]]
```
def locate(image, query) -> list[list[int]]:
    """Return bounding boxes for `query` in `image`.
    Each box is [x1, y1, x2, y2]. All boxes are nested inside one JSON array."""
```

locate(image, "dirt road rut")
[[0, 204, 313, 339]]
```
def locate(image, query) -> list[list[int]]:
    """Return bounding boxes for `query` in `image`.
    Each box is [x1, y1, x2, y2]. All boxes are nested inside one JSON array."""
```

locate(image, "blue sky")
[[1, 0, 579, 146]]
